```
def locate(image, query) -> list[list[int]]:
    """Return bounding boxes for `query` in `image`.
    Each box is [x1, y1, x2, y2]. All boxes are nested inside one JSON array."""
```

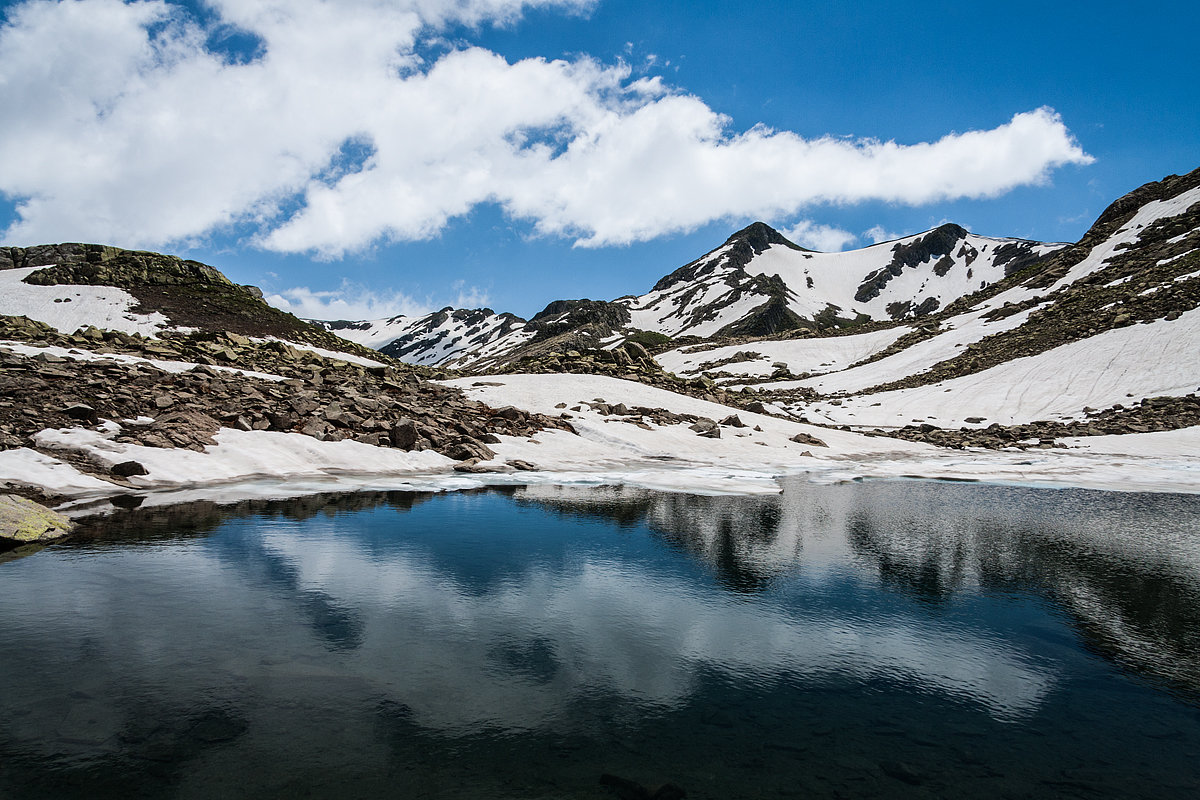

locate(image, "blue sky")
[[0, 0, 1196, 320]]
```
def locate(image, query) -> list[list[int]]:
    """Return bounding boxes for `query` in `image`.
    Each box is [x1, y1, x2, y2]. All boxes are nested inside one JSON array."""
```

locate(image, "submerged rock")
[[0, 494, 74, 543]]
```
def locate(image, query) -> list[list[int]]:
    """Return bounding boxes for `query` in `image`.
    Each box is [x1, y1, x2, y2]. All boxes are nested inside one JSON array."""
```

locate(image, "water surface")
[[2, 480, 1199, 798]]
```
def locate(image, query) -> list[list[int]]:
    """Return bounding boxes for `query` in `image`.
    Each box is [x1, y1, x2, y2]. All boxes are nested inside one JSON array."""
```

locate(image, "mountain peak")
[[723, 222, 807, 254]]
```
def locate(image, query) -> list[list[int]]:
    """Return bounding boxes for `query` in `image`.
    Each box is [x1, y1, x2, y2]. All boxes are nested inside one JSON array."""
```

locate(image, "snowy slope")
[[0, 266, 181, 337], [317, 307, 533, 369], [623, 223, 1062, 339], [800, 308, 1200, 429]]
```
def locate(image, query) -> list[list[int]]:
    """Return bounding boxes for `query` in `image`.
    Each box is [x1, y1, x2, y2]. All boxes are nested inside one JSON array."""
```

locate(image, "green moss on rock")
[[0, 494, 74, 543]]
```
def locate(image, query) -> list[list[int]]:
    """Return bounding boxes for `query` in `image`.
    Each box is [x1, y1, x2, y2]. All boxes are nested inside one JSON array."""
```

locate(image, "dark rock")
[[443, 437, 496, 462], [688, 418, 720, 438], [111, 460, 149, 477], [62, 403, 99, 424], [789, 431, 828, 447], [719, 414, 746, 428], [389, 419, 419, 450]]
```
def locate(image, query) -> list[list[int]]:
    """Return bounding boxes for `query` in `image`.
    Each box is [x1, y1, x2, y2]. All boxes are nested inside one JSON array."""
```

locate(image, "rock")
[[389, 419, 419, 450], [688, 418, 721, 438], [719, 414, 746, 428], [62, 403, 100, 424], [493, 405, 524, 421], [111, 460, 149, 477], [443, 437, 496, 462], [623, 341, 650, 361], [300, 419, 328, 439], [507, 459, 538, 471], [789, 431, 828, 447], [154, 394, 174, 409], [0, 494, 74, 543]]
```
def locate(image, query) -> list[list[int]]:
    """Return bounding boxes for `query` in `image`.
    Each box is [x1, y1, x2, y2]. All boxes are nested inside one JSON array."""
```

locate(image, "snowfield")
[[796, 307, 1200, 429], [4, 373, 1198, 512], [0, 266, 182, 337], [655, 327, 907, 380]]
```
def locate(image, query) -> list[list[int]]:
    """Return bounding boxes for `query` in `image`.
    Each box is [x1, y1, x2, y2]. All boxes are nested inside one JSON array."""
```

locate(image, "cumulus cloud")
[[783, 220, 858, 252], [0, 0, 1093, 255], [266, 281, 433, 321]]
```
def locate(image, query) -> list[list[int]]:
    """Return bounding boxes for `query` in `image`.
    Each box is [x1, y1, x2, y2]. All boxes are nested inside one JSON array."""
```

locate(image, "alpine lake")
[[2, 478, 1199, 799]]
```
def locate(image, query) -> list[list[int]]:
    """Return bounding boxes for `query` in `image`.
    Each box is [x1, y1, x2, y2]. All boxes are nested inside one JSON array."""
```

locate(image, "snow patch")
[[0, 266, 181, 337]]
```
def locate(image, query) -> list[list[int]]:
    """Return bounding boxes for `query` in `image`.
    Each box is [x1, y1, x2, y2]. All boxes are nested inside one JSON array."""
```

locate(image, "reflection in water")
[[1, 482, 1199, 798]]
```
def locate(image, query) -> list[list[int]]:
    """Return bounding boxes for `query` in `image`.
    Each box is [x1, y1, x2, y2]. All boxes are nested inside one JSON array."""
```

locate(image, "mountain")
[[315, 165, 1200, 449], [315, 221, 1064, 370], [658, 166, 1200, 444]]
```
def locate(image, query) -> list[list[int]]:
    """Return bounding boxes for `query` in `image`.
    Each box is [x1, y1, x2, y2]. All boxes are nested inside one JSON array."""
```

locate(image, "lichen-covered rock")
[[0, 494, 74, 543]]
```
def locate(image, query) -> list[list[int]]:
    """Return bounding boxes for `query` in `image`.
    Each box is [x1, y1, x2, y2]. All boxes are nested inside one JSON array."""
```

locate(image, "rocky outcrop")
[[871, 394, 1200, 450], [0, 494, 74, 543], [0, 317, 573, 472]]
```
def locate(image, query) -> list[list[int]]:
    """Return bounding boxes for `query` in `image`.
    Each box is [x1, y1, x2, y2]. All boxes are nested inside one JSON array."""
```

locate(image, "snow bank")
[[0, 266, 180, 337], [2, 373, 1197, 507], [655, 327, 906, 380], [801, 308, 1200, 428], [0, 340, 288, 382], [31, 425, 452, 492]]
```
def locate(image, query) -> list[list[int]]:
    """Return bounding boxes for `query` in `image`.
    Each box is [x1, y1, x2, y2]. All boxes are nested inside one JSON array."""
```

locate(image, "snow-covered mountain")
[[662, 167, 1200, 435], [316, 222, 1064, 369], [621, 221, 1062, 338], [320, 307, 532, 368]]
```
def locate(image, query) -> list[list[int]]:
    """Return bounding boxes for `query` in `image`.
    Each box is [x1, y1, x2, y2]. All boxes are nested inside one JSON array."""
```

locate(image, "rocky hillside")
[[0, 248, 575, 499]]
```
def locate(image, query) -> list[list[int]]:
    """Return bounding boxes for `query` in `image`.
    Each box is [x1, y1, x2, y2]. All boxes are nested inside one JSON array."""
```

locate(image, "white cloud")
[[266, 280, 433, 321], [865, 225, 902, 244], [783, 220, 858, 252], [452, 281, 492, 308], [0, 0, 1093, 255]]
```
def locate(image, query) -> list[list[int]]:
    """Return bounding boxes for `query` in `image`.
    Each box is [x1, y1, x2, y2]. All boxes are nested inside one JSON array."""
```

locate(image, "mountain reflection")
[[516, 481, 1200, 701], [2, 481, 1199, 774]]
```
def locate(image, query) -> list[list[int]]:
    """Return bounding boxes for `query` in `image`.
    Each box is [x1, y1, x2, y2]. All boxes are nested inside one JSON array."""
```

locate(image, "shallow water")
[[2, 479, 1200, 798]]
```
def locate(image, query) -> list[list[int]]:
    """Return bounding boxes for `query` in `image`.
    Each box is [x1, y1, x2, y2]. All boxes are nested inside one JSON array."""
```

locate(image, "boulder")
[[719, 414, 746, 428], [111, 460, 149, 477], [689, 418, 721, 438], [62, 403, 99, 424], [0, 495, 74, 543], [443, 437, 496, 462], [389, 419, 419, 450], [789, 431, 828, 447]]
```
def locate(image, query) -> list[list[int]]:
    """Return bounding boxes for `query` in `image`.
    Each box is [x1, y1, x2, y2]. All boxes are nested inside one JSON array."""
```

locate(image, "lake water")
[[2, 479, 1199, 799]]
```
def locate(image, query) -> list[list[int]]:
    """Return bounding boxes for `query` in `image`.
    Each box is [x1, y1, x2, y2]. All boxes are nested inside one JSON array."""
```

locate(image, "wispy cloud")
[[0, 0, 1092, 255], [266, 281, 433, 321], [452, 280, 492, 309], [864, 225, 902, 244]]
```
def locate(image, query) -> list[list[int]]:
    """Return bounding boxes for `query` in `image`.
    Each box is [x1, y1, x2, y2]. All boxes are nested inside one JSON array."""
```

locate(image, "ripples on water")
[[2, 480, 1199, 798]]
